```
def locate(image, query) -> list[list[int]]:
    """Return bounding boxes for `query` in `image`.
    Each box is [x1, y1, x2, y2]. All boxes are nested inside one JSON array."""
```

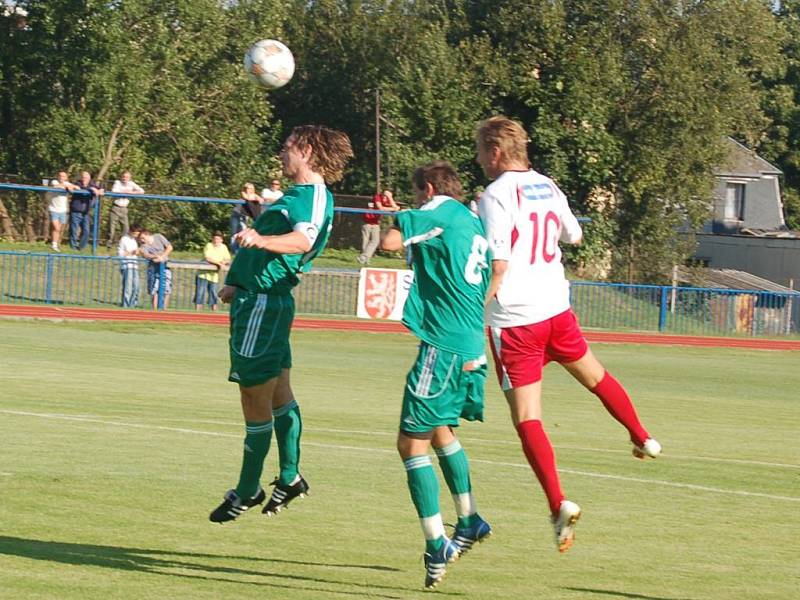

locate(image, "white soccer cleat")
[[552, 500, 581, 553], [632, 438, 662, 460]]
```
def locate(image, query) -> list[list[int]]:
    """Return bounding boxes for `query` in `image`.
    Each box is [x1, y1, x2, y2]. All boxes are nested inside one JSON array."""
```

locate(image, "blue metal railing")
[[0, 182, 403, 255], [570, 282, 799, 336], [0, 250, 797, 336]]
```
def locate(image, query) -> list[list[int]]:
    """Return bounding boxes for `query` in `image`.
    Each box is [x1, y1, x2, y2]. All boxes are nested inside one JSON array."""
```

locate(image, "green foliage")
[[758, 0, 800, 231], [0, 0, 795, 269]]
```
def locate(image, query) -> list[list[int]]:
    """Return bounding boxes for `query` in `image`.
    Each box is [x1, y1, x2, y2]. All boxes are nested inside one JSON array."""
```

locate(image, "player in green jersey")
[[381, 161, 493, 590], [210, 125, 353, 523]]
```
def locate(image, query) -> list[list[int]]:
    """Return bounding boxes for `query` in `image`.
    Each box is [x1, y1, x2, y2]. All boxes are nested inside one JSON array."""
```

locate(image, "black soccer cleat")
[[209, 488, 266, 523], [262, 475, 309, 516]]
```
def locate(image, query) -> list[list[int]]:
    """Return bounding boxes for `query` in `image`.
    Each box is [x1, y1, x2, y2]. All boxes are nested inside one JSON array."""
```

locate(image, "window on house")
[[723, 183, 745, 221]]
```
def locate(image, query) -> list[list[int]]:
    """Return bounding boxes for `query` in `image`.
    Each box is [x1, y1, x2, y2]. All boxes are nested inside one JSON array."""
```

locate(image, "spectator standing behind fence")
[[357, 189, 398, 265], [260, 178, 284, 205], [138, 229, 173, 309], [119, 224, 141, 308], [107, 170, 144, 248], [232, 183, 263, 253], [195, 231, 231, 311], [70, 171, 104, 251], [46, 171, 78, 252]]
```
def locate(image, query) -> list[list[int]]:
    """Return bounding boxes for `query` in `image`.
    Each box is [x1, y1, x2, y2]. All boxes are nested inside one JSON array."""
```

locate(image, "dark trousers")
[[69, 212, 91, 250]]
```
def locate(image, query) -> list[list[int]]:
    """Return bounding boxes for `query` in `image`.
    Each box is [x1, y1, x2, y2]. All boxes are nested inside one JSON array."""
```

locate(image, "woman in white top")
[[46, 171, 77, 252]]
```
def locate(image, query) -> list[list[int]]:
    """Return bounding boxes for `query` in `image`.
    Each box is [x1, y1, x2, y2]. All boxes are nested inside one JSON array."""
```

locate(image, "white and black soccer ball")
[[243, 39, 295, 90]]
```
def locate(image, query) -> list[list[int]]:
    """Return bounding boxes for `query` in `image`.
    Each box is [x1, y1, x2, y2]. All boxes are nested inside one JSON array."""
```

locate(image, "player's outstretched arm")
[[235, 227, 311, 254], [380, 227, 403, 252]]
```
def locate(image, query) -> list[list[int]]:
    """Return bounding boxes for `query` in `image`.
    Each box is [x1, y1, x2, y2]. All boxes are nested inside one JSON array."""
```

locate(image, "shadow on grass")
[[563, 587, 697, 600], [0, 536, 459, 599], [2, 294, 63, 304]]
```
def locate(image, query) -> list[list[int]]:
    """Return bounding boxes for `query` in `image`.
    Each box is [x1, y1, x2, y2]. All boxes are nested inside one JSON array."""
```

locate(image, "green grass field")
[[1, 320, 798, 599]]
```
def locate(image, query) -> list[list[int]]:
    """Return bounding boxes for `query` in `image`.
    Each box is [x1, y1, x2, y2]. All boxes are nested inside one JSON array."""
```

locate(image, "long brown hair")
[[291, 125, 354, 183]]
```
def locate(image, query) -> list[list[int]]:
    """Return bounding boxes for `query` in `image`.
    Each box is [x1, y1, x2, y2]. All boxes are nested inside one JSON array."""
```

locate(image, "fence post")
[[658, 286, 668, 331], [91, 197, 100, 255], [157, 262, 166, 310], [45, 254, 54, 304]]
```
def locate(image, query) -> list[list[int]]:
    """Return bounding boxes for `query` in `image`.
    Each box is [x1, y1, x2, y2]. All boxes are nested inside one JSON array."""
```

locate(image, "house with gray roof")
[[692, 138, 800, 289], [703, 137, 785, 234]]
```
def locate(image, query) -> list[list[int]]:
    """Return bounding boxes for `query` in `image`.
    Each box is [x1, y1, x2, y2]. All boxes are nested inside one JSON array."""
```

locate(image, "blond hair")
[[476, 116, 530, 166]]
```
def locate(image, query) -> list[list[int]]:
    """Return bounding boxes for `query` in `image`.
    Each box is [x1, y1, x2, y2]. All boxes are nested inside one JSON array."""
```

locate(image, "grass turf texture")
[[1, 320, 798, 599]]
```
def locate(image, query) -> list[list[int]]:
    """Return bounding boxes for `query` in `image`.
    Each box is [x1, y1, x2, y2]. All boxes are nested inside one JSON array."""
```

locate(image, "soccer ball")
[[244, 39, 295, 90]]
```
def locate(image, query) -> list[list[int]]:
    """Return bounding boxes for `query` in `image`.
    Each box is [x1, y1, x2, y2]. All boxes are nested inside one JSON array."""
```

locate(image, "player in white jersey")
[[476, 116, 661, 553]]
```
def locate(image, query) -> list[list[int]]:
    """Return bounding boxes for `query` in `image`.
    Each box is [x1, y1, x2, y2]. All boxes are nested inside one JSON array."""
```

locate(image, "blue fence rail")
[[0, 250, 797, 336]]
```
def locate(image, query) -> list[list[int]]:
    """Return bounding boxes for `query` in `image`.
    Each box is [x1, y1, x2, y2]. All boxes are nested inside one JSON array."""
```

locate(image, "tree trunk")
[[0, 197, 20, 240], [24, 216, 36, 242], [98, 119, 125, 181], [39, 208, 49, 241]]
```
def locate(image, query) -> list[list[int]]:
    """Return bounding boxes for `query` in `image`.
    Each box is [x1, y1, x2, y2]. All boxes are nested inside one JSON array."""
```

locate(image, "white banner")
[[356, 268, 414, 320]]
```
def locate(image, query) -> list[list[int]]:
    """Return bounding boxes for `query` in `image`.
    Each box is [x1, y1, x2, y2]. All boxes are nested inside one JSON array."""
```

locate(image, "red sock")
[[516, 420, 563, 516], [591, 371, 649, 446]]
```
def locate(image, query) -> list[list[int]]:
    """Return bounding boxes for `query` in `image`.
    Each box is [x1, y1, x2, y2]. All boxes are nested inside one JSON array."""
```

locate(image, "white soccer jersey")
[[479, 169, 583, 328]]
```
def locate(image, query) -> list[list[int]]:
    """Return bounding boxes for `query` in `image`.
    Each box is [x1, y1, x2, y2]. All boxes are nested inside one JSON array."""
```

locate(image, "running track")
[[1, 304, 799, 351]]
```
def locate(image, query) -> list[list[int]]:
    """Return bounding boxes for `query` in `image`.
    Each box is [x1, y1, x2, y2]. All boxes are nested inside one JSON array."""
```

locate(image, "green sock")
[[235, 420, 272, 499], [435, 439, 479, 528], [404, 454, 445, 553], [273, 399, 302, 485]]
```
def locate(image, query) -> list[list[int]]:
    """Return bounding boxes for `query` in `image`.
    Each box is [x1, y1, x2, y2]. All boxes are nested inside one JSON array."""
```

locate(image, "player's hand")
[[219, 285, 236, 304], [234, 227, 267, 250]]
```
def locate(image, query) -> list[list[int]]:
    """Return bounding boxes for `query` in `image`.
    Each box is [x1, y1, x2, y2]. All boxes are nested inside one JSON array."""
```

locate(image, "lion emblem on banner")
[[364, 270, 397, 319]]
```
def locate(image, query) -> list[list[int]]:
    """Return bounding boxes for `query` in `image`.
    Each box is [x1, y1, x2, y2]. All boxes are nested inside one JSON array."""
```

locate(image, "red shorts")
[[488, 309, 588, 390]]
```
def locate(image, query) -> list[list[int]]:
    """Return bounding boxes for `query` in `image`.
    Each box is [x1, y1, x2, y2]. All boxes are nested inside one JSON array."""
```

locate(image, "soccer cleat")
[[632, 438, 662, 460], [209, 488, 266, 523], [452, 515, 492, 555], [423, 537, 460, 590], [552, 499, 582, 553], [262, 475, 309, 516]]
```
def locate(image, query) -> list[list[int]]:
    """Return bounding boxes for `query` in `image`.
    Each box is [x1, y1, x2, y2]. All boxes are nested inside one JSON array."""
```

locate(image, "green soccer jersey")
[[396, 195, 491, 357], [226, 183, 333, 294]]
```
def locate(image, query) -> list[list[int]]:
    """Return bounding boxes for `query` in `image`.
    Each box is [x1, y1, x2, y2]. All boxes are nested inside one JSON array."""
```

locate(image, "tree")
[[759, 0, 800, 230], [3, 0, 288, 246]]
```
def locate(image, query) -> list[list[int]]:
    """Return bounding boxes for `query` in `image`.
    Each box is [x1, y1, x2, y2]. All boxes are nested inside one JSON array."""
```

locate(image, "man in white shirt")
[[476, 116, 661, 554], [108, 171, 145, 248], [260, 178, 284, 205], [118, 224, 141, 308], [46, 171, 78, 251]]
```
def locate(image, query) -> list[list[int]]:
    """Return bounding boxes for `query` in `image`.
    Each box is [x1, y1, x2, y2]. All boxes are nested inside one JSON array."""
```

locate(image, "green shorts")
[[228, 290, 294, 387], [400, 342, 487, 434]]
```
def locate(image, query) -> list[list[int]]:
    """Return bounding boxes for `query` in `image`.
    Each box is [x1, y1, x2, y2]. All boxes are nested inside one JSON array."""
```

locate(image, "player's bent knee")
[[397, 429, 433, 458]]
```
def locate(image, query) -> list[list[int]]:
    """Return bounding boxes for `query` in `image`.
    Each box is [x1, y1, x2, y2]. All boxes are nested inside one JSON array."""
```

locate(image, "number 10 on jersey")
[[529, 210, 560, 264]]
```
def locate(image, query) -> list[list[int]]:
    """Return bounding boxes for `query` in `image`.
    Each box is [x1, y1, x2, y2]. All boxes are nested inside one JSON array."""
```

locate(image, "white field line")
[[304, 427, 800, 470], [2, 409, 798, 504], [148, 419, 800, 471]]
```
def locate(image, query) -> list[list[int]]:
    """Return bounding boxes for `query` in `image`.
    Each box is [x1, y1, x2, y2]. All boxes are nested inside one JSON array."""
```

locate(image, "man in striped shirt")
[[209, 125, 353, 524]]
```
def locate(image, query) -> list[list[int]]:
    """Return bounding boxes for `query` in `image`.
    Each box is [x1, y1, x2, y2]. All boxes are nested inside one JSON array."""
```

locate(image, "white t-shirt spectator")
[[111, 179, 145, 207], [479, 169, 583, 328], [118, 233, 139, 269], [261, 187, 284, 205], [46, 180, 69, 214]]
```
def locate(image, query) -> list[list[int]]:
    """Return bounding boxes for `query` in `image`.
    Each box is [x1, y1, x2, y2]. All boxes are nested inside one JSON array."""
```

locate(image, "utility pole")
[[375, 88, 381, 195]]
